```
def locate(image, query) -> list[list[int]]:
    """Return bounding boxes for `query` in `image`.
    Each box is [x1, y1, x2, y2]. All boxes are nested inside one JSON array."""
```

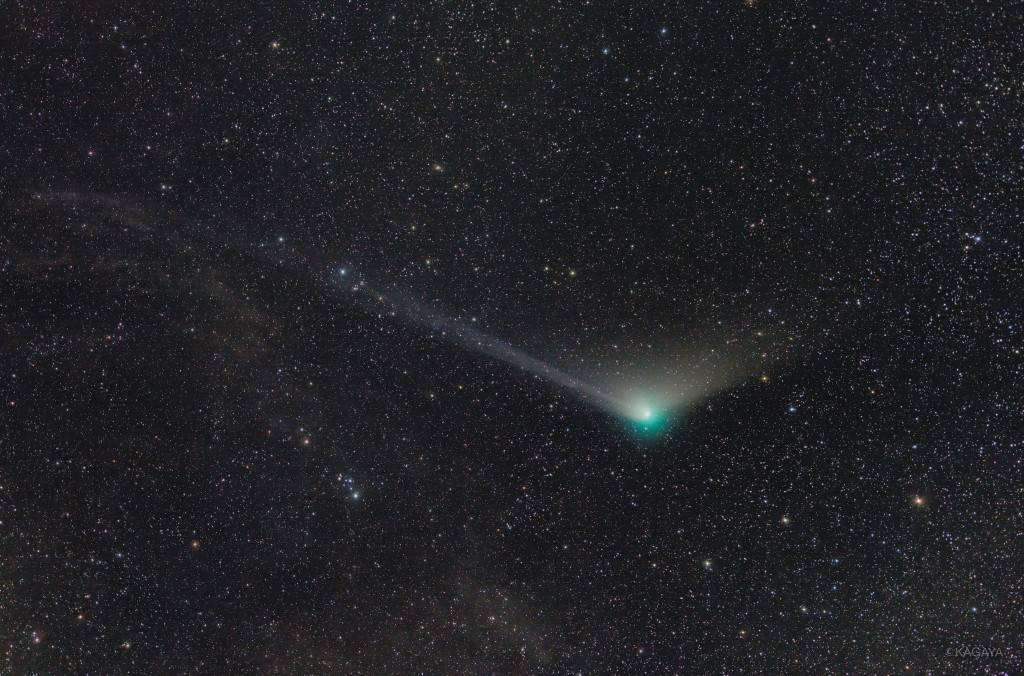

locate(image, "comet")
[[33, 190, 770, 435], [338, 273, 757, 436]]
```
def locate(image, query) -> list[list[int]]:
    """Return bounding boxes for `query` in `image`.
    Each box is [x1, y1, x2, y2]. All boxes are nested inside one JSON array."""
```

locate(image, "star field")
[[2, 2, 1023, 673]]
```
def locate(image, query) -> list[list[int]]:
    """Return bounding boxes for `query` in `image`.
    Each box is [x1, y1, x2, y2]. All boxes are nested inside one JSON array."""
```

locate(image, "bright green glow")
[[625, 402, 670, 435]]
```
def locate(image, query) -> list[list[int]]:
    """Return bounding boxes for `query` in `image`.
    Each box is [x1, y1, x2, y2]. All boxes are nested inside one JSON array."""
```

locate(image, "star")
[[5, 3, 1012, 672]]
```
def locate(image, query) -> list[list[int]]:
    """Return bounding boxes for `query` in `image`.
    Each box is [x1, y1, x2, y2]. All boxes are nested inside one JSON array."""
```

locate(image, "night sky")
[[3, 2, 1023, 674]]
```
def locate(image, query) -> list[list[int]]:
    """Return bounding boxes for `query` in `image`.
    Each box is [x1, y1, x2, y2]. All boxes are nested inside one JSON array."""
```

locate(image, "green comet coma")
[[626, 406, 670, 435]]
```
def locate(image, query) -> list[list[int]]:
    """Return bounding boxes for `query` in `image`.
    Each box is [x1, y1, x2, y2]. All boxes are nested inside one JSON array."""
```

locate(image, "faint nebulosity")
[[2, 2, 1022, 674]]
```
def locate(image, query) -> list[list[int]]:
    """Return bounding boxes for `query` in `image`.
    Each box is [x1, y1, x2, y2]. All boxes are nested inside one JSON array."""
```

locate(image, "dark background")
[[2, 1, 1022, 673]]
